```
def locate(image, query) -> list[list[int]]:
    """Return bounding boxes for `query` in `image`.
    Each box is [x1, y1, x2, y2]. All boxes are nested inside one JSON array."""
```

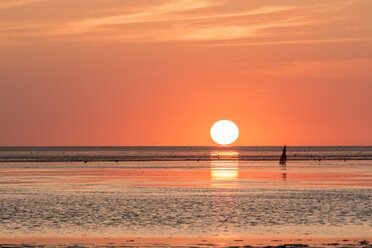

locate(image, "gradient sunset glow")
[[0, 0, 371, 146]]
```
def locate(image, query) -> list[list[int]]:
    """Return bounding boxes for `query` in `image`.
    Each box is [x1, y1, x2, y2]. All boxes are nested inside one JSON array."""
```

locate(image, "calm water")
[[0, 146, 371, 162], [0, 147, 371, 243]]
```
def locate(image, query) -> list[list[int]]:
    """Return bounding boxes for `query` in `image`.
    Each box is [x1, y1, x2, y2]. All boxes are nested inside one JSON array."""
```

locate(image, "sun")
[[210, 120, 239, 145]]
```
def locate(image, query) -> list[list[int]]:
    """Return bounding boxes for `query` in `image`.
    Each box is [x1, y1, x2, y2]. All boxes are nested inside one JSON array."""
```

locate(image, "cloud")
[[0, 0, 370, 46], [152, 19, 316, 42], [204, 37, 372, 47], [63, 5, 297, 35], [51, 16, 318, 43], [50, 2, 303, 42], [58, 0, 218, 35], [0, 0, 46, 10]]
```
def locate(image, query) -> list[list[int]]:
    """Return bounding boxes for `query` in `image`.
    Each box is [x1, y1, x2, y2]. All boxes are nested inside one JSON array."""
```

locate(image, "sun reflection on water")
[[210, 150, 239, 187], [211, 162, 239, 181], [210, 150, 239, 160]]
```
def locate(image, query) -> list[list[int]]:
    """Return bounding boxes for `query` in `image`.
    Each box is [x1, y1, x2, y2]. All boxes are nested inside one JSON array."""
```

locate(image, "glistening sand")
[[0, 147, 371, 247]]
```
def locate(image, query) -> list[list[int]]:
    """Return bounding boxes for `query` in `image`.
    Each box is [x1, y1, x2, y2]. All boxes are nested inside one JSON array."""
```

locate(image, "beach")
[[0, 147, 371, 247], [2, 0, 371, 245]]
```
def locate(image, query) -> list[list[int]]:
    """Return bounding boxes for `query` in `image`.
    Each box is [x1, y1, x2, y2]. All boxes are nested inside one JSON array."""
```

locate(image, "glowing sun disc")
[[210, 120, 239, 145]]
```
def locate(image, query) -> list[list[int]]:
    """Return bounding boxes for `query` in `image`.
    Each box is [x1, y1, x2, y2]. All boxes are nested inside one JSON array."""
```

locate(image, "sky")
[[0, 0, 371, 146]]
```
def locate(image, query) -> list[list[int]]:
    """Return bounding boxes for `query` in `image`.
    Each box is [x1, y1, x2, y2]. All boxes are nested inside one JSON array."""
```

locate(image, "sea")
[[0, 146, 371, 247], [0, 146, 372, 162]]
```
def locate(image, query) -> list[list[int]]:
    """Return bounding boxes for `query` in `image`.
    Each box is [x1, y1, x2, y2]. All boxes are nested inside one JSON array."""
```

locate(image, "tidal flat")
[[0, 157, 371, 247]]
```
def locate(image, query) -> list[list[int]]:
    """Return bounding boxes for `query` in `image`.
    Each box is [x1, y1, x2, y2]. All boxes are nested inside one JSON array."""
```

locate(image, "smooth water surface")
[[1, 146, 371, 162], [0, 156, 371, 238]]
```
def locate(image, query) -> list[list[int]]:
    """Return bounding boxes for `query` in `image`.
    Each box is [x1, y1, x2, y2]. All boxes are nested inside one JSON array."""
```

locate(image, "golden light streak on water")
[[210, 150, 239, 187], [211, 162, 239, 181]]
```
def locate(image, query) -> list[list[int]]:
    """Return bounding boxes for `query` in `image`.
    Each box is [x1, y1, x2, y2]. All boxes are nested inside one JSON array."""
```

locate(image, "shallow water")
[[0, 158, 371, 239], [1, 146, 371, 162]]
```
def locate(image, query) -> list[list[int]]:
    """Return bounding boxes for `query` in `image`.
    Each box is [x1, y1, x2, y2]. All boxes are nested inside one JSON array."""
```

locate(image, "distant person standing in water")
[[279, 145, 287, 165]]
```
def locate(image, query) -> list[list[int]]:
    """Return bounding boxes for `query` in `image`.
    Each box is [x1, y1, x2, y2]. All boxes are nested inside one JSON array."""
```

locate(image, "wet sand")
[[0, 160, 371, 247]]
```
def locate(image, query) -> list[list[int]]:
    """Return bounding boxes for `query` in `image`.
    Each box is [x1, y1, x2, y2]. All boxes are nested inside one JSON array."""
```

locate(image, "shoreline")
[[0, 157, 372, 163]]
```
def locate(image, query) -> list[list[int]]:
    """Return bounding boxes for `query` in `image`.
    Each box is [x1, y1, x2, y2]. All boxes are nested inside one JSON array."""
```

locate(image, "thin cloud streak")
[[0, 0, 369, 46], [59, 0, 356, 37], [60, 0, 218, 35], [47, 1, 359, 43], [63, 5, 297, 35], [204, 37, 372, 47], [0, 0, 47, 10], [47, 18, 317, 44], [157, 19, 317, 42], [48, 3, 307, 43]]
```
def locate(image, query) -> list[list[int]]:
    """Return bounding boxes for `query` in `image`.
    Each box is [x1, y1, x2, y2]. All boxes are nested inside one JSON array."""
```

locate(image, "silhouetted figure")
[[279, 145, 287, 165]]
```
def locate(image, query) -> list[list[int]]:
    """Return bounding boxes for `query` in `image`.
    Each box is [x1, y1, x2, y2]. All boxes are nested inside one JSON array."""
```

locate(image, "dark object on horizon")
[[279, 145, 287, 165]]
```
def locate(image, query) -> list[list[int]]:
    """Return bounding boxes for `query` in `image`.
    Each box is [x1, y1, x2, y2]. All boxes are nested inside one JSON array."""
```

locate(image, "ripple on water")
[[0, 187, 371, 237]]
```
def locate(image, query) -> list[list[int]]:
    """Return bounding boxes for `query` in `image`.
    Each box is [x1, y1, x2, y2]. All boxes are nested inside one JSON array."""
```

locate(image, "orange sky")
[[0, 0, 371, 146]]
